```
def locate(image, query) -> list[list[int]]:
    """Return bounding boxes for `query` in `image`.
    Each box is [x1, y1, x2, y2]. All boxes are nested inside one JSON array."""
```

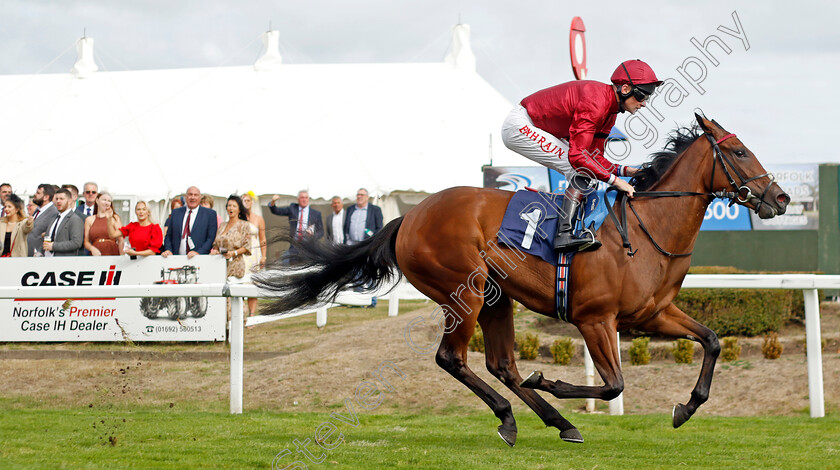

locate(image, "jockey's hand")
[[614, 178, 636, 198]]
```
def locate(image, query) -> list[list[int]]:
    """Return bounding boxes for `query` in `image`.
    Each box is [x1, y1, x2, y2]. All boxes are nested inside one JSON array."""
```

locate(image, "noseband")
[[606, 131, 778, 258]]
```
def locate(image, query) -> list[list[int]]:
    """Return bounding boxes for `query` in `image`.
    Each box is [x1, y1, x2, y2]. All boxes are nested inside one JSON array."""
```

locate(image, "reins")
[[605, 132, 774, 258], [605, 188, 709, 257]]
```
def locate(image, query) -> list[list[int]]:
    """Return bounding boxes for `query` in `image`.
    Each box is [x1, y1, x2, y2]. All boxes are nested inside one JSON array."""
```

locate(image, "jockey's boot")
[[553, 189, 601, 253]]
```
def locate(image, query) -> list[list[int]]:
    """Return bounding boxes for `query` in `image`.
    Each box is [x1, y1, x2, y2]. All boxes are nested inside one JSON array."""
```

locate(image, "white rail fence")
[[1, 274, 834, 418], [680, 274, 831, 418]]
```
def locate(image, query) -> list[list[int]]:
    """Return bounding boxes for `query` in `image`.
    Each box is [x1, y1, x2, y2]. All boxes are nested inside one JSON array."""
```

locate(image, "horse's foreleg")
[[639, 303, 720, 428], [479, 295, 583, 443], [520, 320, 625, 402]]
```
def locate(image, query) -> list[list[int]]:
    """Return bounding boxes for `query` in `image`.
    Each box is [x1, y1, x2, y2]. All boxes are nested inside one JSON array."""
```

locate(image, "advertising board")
[[0, 256, 227, 342]]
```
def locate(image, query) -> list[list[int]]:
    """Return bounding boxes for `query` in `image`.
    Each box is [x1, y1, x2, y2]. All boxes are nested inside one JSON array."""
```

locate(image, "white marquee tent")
[[0, 25, 522, 207]]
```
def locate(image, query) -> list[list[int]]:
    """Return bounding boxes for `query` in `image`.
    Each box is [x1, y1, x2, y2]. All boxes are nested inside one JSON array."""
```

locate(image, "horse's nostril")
[[777, 193, 790, 205]]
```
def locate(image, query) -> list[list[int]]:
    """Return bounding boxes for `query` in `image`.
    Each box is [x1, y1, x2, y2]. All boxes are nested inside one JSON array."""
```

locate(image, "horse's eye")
[[734, 150, 746, 158]]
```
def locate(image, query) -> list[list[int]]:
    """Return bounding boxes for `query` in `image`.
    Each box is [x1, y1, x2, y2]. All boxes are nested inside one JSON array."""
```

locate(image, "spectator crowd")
[[1, 181, 382, 275], [1, 181, 385, 313]]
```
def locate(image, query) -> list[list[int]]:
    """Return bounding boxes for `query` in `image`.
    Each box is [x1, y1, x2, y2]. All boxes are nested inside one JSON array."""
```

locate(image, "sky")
[[1, 0, 838, 166]]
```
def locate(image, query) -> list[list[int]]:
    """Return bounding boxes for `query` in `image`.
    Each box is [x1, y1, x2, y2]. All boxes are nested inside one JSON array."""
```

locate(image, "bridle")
[[705, 131, 776, 214], [605, 131, 777, 257]]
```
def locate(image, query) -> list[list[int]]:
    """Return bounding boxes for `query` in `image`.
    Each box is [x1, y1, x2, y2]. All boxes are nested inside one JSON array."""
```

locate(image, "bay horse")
[[254, 114, 790, 446]]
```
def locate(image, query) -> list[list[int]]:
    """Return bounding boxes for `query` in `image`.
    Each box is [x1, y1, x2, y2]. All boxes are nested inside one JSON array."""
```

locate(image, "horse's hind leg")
[[479, 294, 584, 443], [435, 317, 519, 446], [410, 274, 519, 447], [520, 319, 625, 402], [638, 303, 720, 428]]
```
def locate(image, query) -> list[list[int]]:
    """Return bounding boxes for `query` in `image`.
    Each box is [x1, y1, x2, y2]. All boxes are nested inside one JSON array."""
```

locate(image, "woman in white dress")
[[241, 192, 267, 316]]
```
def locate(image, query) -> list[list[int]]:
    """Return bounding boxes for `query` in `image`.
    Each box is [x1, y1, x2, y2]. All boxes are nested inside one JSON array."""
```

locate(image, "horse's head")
[[695, 113, 790, 219]]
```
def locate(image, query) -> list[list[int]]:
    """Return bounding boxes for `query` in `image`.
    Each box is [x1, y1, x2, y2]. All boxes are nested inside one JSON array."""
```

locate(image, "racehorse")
[[254, 114, 790, 446]]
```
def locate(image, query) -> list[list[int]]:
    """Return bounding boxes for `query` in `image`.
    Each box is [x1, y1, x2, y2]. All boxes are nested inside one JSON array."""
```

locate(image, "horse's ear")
[[695, 113, 713, 133], [710, 118, 729, 134]]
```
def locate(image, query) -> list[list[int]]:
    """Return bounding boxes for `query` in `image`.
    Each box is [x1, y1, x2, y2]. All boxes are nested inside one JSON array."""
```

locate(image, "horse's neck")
[[633, 140, 714, 255]]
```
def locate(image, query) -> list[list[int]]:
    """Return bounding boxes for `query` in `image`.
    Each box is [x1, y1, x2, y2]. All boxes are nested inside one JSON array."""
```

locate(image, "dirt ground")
[[1, 301, 838, 418]]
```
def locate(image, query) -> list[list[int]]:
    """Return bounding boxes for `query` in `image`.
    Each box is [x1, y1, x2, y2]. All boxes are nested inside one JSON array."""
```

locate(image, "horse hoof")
[[672, 403, 691, 428], [519, 370, 543, 389], [497, 425, 517, 447], [560, 428, 584, 443]]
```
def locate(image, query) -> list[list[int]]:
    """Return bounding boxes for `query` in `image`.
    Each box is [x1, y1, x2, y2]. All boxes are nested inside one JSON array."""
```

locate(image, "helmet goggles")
[[621, 63, 657, 102], [632, 83, 656, 102]]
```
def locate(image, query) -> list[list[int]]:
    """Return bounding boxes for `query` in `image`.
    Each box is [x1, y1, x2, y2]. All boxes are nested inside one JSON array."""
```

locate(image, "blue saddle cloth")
[[497, 189, 615, 321]]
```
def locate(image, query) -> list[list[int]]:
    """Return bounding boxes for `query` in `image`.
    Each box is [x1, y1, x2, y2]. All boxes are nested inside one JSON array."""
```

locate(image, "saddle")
[[496, 189, 616, 321]]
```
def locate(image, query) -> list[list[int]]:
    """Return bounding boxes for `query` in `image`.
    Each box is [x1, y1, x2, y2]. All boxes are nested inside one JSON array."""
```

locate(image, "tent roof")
[[0, 28, 523, 200]]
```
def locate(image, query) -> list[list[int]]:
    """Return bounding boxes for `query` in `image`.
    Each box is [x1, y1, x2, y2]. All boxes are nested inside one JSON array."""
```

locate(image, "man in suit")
[[324, 196, 345, 245], [343, 188, 383, 245], [269, 190, 323, 262], [344, 188, 384, 306], [76, 182, 98, 218], [27, 183, 59, 256], [269, 190, 324, 240], [0, 183, 11, 218], [42, 188, 84, 256], [58, 183, 90, 255], [162, 186, 218, 259]]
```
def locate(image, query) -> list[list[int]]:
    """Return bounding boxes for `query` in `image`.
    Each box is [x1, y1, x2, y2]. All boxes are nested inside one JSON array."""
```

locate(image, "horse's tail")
[[253, 217, 404, 314]]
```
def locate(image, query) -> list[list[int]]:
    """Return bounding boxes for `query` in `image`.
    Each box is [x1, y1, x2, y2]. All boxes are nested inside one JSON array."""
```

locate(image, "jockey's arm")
[[569, 130, 636, 197], [568, 118, 624, 184]]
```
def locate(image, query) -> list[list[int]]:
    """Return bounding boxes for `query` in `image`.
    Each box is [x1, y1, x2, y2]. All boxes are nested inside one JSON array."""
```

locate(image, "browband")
[[716, 133, 736, 144]]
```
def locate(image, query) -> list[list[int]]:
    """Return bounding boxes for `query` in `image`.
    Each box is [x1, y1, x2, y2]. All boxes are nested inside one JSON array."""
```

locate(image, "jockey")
[[502, 59, 662, 253]]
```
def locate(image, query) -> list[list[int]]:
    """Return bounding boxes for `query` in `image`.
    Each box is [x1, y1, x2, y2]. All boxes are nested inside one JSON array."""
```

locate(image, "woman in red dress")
[[83, 191, 123, 256], [114, 201, 163, 257]]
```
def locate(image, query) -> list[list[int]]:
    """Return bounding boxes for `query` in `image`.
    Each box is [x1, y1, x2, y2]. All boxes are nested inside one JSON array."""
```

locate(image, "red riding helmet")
[[611, 59, 662, 107], [610, 59, 662, 87]]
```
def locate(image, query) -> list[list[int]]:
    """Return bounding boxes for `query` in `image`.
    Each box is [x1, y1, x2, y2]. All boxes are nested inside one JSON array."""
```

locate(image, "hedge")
[[672, 266, 806, 336]]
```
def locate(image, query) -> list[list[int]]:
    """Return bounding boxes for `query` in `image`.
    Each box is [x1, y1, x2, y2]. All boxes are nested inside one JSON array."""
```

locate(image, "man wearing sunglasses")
[[75, 181, 99, 255], [501, 59, 662, 253], [75, 182, 99, 218]]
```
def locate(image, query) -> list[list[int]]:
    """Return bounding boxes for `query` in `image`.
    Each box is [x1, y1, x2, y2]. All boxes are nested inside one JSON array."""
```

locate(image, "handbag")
[[1, 238, 13, 257]]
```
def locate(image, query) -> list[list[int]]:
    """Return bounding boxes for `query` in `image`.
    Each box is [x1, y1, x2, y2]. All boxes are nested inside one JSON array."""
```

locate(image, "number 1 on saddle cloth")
[[497, 189, 617, 320]]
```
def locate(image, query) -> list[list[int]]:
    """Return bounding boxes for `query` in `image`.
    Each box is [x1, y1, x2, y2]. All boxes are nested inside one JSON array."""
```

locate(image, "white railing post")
[[316, 305, 328, 328], [609, 332, 624, 415], [583, 344, 595, 412], [230, 296, 244, 414], [803, 289, 825, 418], [388, 293, 400, 317]]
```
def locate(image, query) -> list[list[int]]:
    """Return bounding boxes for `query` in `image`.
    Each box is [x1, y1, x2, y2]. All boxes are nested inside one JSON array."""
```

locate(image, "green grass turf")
[[1, 406, 838, 469]]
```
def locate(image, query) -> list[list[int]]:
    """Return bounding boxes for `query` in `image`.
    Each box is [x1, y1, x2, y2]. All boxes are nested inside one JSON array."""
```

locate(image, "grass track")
[[1, 406, 838, 469]]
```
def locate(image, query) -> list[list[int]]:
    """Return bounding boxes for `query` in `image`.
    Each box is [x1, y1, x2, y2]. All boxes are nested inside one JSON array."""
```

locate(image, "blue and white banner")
[[485, 165, 820, 231], [0, 256, 227, 342], [699, 164, 819, 231], [700, 200, 752, 231], [482, 166, 552, 193]]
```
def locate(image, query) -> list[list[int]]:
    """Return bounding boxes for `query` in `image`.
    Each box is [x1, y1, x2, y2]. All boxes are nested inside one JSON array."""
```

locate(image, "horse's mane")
[[631, 125, 702, 191]]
